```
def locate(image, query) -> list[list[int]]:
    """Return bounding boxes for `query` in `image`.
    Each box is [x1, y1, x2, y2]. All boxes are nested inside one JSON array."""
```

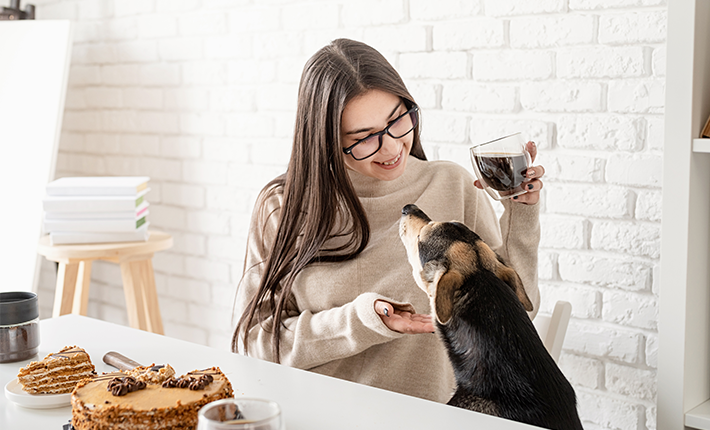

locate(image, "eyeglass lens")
[[350, 108, 418, 160]]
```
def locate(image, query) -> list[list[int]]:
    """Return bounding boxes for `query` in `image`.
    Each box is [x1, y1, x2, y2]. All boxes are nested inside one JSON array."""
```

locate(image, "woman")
[[233, 38, 543, 403]]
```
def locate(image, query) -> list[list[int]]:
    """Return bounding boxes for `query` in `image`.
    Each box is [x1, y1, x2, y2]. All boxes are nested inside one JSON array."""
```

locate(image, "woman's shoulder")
[[257, 175, 285, 201], [252, 175, 286, 220]]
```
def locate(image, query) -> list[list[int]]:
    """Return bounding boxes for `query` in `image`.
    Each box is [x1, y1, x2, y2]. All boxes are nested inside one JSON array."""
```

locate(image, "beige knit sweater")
[[234, 155, 540, 403]]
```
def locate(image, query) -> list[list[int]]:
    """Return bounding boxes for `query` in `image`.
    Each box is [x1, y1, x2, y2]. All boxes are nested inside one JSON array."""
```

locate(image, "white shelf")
[[693, 138, 710, 153], [686, 400, 710, 430], [658, 1, 710, 429]]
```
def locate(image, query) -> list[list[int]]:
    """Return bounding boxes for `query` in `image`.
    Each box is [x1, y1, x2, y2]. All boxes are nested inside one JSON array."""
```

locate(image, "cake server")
[[103, 351, 166, 372]]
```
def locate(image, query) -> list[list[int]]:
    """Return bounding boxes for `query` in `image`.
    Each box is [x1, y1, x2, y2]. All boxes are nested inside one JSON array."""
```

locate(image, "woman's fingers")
[[513, 182, 541, 205], [394, 311, 434, 333], [526, 165, 545, 180], [411, 313, 433, 323], [374, 300, 393, 318], [523, 179, 543, 193], [396, 315, 435, 334], [375, 300, 435, 333], [527, 141, 537, 163], [512, 162, 545, 205]]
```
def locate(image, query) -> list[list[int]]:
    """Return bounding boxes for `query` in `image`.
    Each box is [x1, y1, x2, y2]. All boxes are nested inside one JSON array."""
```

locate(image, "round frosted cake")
[[71, 367, 233, 430]]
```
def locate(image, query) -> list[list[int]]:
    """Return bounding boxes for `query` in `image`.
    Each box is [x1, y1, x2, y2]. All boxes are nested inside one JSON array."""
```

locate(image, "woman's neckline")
[[347, 155, 427, 198]]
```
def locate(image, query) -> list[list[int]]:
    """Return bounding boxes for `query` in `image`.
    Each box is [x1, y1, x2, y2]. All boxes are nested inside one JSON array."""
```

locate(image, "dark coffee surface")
[[473, 153, 527, 192]]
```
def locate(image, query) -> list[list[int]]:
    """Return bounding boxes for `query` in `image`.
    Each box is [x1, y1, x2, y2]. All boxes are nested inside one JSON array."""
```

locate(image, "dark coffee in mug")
[[472, 152, 528, 192]]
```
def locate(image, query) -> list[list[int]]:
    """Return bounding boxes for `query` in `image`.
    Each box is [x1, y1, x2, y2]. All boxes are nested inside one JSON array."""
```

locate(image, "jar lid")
[[0, 292, 38, 325]]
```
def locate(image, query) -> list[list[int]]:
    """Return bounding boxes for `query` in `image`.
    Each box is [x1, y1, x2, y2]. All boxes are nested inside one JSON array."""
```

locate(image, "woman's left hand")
[[474, 141, 544, 205], [375, 300, 435, 334]]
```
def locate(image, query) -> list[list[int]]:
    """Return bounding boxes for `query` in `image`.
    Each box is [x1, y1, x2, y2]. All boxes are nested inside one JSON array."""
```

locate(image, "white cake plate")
[[4, 379, 71, 409]]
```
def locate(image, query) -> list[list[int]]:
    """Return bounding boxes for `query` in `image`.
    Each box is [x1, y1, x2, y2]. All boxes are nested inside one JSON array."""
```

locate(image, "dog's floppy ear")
[[496, 265, 533, 312], [422, 260, 463, 325], [476, 240, 533, 312]]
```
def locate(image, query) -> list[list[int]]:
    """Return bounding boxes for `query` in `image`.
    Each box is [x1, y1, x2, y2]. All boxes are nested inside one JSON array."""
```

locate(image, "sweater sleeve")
[[466, 186, 541, 319], [233, 188, 412, 368]]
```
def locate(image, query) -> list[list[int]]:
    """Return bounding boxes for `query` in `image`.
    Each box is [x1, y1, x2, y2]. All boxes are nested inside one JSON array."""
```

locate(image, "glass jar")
[[0, 291, 40, 363]]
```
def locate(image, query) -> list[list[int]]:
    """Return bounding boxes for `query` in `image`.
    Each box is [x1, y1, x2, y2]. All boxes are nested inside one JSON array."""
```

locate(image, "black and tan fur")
[[399, 204, 583, 430]]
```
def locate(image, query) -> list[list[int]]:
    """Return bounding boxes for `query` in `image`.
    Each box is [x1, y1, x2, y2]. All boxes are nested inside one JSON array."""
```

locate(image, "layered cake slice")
[[17, 346, 96, 394], [71, 366, 233, 430]]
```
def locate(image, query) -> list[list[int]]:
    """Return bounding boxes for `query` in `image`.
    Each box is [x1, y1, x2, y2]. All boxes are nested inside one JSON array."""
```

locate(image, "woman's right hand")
[[374, 300, 435, 334]]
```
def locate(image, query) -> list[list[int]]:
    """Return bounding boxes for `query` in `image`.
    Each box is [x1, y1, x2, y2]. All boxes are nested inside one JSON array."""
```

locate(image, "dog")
[[399, 204, 583, 430]]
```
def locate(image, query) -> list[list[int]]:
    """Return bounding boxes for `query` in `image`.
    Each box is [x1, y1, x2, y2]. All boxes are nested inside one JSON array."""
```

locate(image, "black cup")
[[0, 291, 40, 363]]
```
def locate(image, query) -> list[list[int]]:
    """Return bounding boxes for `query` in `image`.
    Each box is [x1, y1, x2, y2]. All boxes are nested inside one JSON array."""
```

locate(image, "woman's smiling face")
[[340, 89, 413, 181]]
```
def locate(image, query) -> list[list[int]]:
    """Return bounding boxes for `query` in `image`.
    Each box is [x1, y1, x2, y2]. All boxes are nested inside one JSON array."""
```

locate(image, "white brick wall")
[[510, 15, 596, 48], [32, 1, 666, 429]]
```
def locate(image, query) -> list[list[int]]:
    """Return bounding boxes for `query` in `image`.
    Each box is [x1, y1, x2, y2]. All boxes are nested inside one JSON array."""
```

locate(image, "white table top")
[[1, 315, 540, 430]]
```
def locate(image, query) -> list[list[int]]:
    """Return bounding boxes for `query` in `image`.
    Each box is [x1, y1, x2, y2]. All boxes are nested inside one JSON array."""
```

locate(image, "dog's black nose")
[[402, 204, 432, 222], [402, 204, 418, 215]]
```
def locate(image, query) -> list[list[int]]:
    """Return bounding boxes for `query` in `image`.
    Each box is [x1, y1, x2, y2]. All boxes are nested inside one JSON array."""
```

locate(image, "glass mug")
[[198, 398, 284, 430], [470, 132, 532, 201]]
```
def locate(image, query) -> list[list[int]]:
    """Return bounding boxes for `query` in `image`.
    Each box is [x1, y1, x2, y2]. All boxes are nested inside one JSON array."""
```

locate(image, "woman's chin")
[[372, 153, 408, 181]]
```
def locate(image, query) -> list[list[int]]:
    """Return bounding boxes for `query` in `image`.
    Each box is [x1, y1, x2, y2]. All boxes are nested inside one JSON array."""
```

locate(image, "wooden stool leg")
[[71, 260, 92, 315], [120, 260, 148, 332], [120, 258, 164, 334], [53, 262, 79, 317], [139, 259, 164, 335]]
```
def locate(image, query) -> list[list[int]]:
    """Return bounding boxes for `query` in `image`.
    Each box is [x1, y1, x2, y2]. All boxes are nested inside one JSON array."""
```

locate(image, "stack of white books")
[[43, 176, 151, 245]]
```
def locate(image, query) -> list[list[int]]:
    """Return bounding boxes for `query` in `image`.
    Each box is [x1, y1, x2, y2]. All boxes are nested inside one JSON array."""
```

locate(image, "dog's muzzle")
[[400, 204, 431, 248], [401, 204, 431, 222]]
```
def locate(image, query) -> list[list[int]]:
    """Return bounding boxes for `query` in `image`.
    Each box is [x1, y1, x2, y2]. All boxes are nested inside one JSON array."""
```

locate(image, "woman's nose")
[[379, 133, 400, 156]]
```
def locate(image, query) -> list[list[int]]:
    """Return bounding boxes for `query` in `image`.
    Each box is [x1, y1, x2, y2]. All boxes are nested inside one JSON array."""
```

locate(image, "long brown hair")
[[232, 39, 427, 361]]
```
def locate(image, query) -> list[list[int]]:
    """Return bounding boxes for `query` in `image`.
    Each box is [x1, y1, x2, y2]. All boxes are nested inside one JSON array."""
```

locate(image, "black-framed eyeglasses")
[[342, 105, 419, 161]]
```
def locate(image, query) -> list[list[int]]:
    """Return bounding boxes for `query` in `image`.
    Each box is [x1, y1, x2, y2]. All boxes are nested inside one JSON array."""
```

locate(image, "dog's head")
[[399, 204, 533, 325]]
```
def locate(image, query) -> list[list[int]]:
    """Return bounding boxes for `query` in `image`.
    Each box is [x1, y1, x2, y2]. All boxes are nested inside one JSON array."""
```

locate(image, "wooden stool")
[[37, 231, 173, 334]]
